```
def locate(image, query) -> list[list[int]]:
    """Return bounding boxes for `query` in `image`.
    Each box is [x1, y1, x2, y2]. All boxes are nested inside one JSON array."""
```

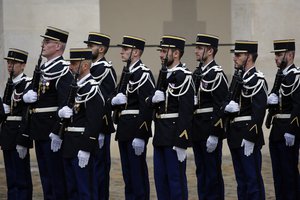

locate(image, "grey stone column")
[[0, 0, 4, 95]]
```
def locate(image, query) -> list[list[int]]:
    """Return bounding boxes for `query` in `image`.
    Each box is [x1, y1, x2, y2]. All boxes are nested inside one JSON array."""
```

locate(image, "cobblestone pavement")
[[0, 153, 279, 200]]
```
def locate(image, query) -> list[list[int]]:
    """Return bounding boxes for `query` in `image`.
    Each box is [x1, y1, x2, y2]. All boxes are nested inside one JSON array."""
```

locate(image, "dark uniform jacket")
[[0, 98, 5, 123], [150, 63, 194, 149], [0, 74, 33, 149], [227, 66, 268, 149], [192, 60, 228, 141], [270, 64, 300, 141], [62, 75, 104, 158], [91, 57, 117, 135], [27, 56, 73, 140], [115, 60, 155, 142]]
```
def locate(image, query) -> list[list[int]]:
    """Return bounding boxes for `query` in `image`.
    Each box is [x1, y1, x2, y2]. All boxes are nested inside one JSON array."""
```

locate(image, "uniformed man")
[[111, 35, 155, 199], [225, 41, 267, 200], [148, 35, 194, 200], [1, 48, 33, 199], [59, 48, 104, 199], [84, 32, 117, 200], [22, 26, 72, 199], [267, 39, 300, 200], [191, 34, 228, 200]]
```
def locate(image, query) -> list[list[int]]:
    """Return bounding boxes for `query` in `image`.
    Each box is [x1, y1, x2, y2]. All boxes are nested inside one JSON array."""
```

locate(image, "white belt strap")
[[156, 113, 179, 119], [66, 127, 85, 132], [232, 116, 252, 123], [274, 114, 291, 119], [31, 106, 58, 113], [194, 107, 213, 114], [6, 116, 22, 121], [120, 110, 140, 115]]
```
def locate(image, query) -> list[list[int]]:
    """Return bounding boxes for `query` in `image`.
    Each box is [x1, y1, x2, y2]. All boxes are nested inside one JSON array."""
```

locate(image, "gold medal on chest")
[[74, 96, 81, 114], [74, 103, 80, 114]]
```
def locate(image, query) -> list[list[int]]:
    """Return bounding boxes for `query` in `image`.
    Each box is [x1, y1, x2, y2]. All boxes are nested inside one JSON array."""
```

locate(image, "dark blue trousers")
[[118, 141, 150, 200], [230, 147, 265, 200], [154, 146, 188, 200], [269, 140, 299, 200], [63, 156, 96, 200], [192, 140, 224, 200], [94, 135, 111, 200], [3, 149, 32, 200], [35, 140, 67, 200]]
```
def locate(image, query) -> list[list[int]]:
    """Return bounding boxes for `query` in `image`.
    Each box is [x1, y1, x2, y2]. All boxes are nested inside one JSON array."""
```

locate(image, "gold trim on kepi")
[[84, 32, 111, 47], [271, 39, 295, 53], [66, 48, 92, 61], [159, 35, 186, 51], [40, 26, 69, 43], [118, 35, 146, 51], [4, 48, 28, 63], [231, 40, 258, 53], [195, 33, 219, 48]]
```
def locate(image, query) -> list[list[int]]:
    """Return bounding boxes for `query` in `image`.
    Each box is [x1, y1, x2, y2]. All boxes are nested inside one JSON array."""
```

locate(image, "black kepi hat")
[[195, 33, 219, 49], [159, 35, 186, 51], [271, 39, 295, 53], [41, 26, 69, 43], [66, 48, 92, 61], [118, 35, 146, 51], [231, 40, 258, 53], [84, 32, 111, 47], [4, 48, 28, 63]]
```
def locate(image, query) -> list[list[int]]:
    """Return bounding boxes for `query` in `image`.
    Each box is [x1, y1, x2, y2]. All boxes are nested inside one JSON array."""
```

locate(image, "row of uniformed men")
[[0, 26, 299, 200]]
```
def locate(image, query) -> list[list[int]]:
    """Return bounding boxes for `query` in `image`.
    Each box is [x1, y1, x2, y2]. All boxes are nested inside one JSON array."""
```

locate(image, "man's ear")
[[99, 46, 105, 54]]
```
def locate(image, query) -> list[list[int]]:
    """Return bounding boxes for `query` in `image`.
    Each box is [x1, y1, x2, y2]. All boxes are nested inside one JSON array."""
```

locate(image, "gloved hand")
[[58, 106, 73, 118], [206, 135, 218, 153], [284, 133, 295, 146], [173, 146, 187, 162], [3, 103, 11, 114], [49, 133, 62, 152], [194, 95, 198, 106], [16, 145, 27, 159], [77, 150, 90, 168], [132, 138, 145, 156], [225, 100, 240, 113], [111, 93, 127, 106], [23, 90, 38, 103], [241, 139, 255, 156], [98, 133, 105, 149], [152, 90, 165, 103], [267, 93, 279, 105]]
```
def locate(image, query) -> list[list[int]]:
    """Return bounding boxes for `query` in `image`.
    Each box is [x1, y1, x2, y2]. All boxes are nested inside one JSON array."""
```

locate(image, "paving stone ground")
[[0, 152, 280, 200]]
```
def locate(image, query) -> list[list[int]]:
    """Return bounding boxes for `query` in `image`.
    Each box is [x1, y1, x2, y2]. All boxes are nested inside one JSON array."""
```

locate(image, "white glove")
[[152, 90, 165, 103], [225, 100, 240, 113], [194, 95, 198, 106], [3, 103, 11, 114], [16, 145, 27, 159], [206, 135, 218, 153], [132, 138, 145, 156], [49, 133, 62, 152], [173, 146, 187, 162], [111, 93, 127, 106], [284, 133, 295, 146], [77, 150, 90, 168], [23, 90, 38, 103], [98, 133, 105, 149], [241, 139, 255, 156], [58, 106, 73, 118], [267, 93, 279, 105]]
